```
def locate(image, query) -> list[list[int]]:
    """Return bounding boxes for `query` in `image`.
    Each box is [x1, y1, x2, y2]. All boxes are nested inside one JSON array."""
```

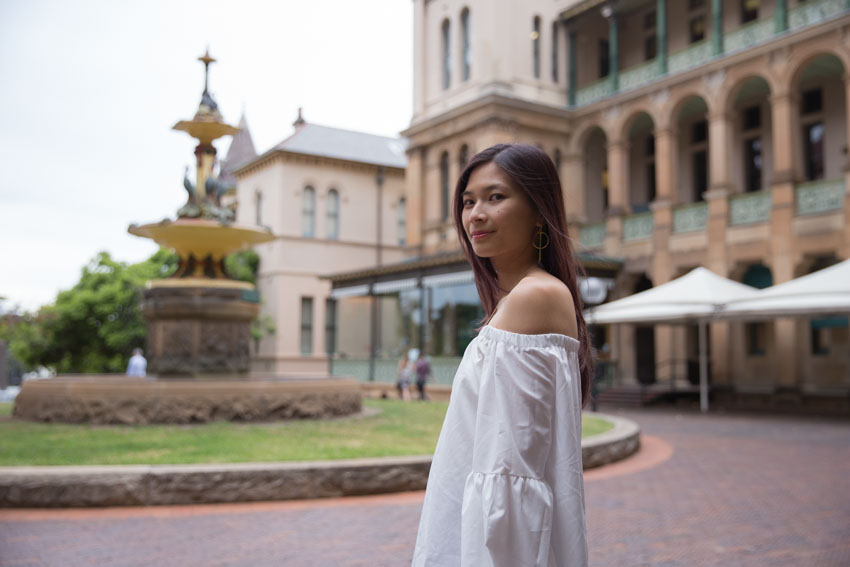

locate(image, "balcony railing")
[[672, 202, 708, 234], [623, 212, 654, 241], [723, 18, 774, 54], [619, 59, 660, 92], [795, 178, 845, 215], [668, 40, 712, 75], [571, 1, 849, 108], [789, 0, 847, 31], [579, 222, 606, 249], [730, 191, 772, 226], [576, 78, 612, 106]]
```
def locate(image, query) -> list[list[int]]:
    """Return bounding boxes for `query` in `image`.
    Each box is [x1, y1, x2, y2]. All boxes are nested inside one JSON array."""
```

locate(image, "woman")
[[412, 144, 591, 566]]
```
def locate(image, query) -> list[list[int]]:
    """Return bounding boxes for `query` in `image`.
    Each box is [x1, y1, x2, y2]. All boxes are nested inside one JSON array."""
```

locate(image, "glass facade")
[[330, 274, 483, 385]]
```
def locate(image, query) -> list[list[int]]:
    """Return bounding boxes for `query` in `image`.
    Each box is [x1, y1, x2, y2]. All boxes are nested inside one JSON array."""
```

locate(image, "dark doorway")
[[633, 274, 656, 384]]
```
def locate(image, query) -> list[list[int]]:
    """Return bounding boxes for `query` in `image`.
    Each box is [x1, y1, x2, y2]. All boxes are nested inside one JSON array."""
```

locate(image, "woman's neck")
[[493, 256, 540, 297]]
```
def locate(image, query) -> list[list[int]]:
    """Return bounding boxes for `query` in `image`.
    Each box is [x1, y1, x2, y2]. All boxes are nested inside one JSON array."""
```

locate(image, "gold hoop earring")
[[532, 226, 550, 263]]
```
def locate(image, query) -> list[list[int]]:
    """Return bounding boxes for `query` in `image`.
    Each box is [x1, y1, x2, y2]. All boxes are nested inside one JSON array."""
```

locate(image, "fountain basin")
[[13, 376, 362, 425]]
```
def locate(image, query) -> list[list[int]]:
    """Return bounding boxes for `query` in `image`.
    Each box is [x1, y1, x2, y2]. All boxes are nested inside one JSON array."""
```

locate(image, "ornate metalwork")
[[576, 78, 612, 106], [623, 212, 654, 241], [795, 178, 846, 215], [668, 41, 713, 74], [724, 19, 774, 53], [673, 202, 709, 234], [789, 0, 846, 30], [619, 59, 660, 92], [579, 222, 606, 249], [730, 191, 772, 225]]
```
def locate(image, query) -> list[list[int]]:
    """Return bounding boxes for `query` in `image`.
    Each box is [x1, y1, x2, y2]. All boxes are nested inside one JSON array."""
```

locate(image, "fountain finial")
[[198, 48, 216, 94]]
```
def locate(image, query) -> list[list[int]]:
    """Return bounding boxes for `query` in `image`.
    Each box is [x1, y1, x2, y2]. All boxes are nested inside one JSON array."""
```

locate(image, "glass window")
[[326, 189, 339, 240], [551, 20, 559, 83], [692, 120, 708, 143], [693, 150, 708, 201], [804, 122, 825, 181], [442, 19, 451, 90], [300, 297, 313, 355], [532, 16, 541, 79], [599, 39, 610, 79], [746, 323, 767, 356], [325, 298, 336, 355], [801, 88, 823, 115], [741, 0, 759, 23], [255, 191, 262, 226], [397, 197, 407, 246], [744, 137, 762, 192], [301, 186, 315, 237], [645, 34, 657, 61], [459, 144, 469, 169], [461, 8, 471, 81], [427, 282, 483, 358], [742, 105, 760, 131], [440, 151, 450, 221], [690, 16, 705, 43]]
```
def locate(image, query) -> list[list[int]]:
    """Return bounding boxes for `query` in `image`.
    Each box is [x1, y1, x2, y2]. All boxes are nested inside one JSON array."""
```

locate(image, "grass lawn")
[[0, 400, 613, 466]]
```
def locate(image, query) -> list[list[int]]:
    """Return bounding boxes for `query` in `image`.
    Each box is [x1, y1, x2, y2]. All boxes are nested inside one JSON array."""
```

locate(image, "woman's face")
[[460, 162, 540, 265]]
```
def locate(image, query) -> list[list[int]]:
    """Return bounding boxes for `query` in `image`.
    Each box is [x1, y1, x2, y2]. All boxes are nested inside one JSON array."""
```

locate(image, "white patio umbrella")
[[721, 259, 850, 318], [585, 267, 761, 412]]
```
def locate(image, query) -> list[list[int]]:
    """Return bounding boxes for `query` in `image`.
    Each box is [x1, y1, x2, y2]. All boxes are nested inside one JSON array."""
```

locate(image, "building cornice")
[[233, 148, 406, 179]]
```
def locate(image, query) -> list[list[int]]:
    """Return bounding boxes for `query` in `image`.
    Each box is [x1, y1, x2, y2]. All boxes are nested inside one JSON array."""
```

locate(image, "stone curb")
[[0, 413, 639, 508]]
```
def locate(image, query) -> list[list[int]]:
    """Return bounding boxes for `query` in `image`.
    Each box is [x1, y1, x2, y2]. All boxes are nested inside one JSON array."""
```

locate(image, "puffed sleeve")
[[460, 333, 562, 567]]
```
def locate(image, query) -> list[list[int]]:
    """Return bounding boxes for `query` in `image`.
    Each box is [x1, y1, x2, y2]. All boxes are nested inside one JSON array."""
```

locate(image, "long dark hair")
[[453, 143, 591, 406]]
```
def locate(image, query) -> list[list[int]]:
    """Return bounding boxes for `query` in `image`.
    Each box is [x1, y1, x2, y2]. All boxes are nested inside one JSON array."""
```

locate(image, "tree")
[[8, 249, 178, 374]]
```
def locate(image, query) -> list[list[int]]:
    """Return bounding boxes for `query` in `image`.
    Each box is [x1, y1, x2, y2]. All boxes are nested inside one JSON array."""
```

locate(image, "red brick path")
[[1, 408, 848, 566]]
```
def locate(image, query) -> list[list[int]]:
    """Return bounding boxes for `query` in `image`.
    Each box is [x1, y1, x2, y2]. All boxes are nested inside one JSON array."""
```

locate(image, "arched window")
[[551, 21, 559, 82], [532, 16, 541, 79], [440, 151, 450, 221], [301, 186, 315, 237], [398, 197, 407, 246], [255, 190, 263, 226], [461, 8, 471, 81], [442, 19, 451, 90], [326, 189, 339, 240], [459, 144, 469, 170]]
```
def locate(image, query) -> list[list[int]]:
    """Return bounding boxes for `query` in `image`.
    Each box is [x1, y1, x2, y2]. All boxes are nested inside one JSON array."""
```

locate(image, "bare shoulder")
[[490, 273, 578, 338]]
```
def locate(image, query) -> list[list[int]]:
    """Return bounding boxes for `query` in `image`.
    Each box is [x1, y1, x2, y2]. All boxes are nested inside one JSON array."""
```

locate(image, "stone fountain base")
[[143, 280, 258, 376], [13, 376, 362, 425]]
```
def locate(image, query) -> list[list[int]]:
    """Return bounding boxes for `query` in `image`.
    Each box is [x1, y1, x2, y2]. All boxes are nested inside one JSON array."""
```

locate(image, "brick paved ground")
[[1, 407, 848, 566]]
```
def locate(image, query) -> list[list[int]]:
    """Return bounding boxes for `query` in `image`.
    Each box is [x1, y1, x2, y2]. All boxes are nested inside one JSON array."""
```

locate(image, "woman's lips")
[[470, 231, 492, 240]]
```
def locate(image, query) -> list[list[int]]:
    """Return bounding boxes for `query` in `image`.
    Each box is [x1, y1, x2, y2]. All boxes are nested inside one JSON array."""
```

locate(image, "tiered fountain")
[[14, 52, 361, 424]]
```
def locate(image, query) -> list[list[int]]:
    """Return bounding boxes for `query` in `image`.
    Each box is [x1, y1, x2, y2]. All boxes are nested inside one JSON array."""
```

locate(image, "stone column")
[[562, 151, 585, 223], [650, 199, 674, 385], [708, 111, 733, 195], [657, 0, 668, 75], [567, 26, 577, 107], [770, 91, 797, 183], [711, 0, 724, 56], [405, 146, 425, 252], [844, 75, 850, 259], [654, 127, 675, 203]]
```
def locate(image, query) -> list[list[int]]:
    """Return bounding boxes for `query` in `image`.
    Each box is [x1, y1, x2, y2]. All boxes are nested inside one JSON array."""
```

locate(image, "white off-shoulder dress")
[[412, 325, 587, 567]]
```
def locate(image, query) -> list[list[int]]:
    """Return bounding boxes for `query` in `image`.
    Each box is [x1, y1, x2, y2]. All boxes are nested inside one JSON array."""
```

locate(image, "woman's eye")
[[462, 199, 475, 207], [489, 193, 504, 201]]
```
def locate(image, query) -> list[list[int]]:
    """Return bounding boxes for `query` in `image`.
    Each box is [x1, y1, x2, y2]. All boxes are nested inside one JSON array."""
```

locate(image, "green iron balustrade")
[[623, 212, 654, 241], [795, 178, 845, 216], [789, 0, 846, 31], [672, 202, 709, 234], [730, 191, 772, 225], [579, 222, 606, 249]]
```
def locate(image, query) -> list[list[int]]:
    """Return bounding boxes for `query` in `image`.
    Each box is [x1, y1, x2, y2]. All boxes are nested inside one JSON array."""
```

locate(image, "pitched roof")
[[220, 113, 258, 181], [273, 122, 407, 169]]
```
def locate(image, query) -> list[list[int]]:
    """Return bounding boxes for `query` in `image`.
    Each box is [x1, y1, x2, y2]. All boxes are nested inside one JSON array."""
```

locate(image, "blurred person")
[[126, 348, 147, 377], [414, 351, 432, 401], [396, 351, 413, 401], [412, 144, 591, 566]]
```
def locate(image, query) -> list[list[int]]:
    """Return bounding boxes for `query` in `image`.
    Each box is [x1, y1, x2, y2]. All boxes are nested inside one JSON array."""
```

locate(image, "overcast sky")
[[0, 0, 413, 311]]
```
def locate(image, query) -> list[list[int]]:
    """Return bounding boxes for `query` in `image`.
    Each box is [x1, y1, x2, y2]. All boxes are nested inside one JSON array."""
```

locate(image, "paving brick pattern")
[[1, 408, 848, 566]]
